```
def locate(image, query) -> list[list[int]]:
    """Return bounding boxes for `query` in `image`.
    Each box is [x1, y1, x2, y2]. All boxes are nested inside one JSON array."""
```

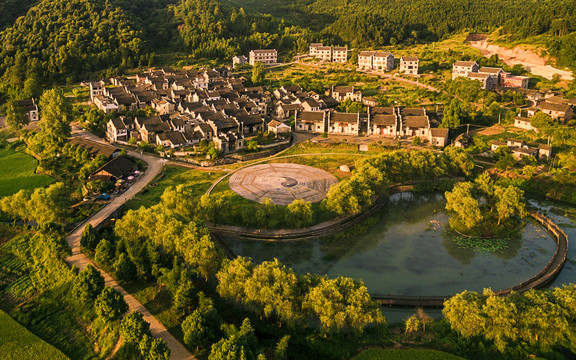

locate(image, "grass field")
[[0, 309, 69, 360], [124, 165, 225, 210], [354, 349, 466, 360], [0, 148, 53, 198]]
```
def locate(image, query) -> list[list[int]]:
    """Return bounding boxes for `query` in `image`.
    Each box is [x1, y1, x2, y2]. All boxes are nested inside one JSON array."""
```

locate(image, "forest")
[[1, 0, 575, 104]]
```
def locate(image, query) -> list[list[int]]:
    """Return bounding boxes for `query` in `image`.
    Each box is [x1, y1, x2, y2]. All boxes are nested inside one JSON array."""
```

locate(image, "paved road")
[[66, 129, 195, 360]]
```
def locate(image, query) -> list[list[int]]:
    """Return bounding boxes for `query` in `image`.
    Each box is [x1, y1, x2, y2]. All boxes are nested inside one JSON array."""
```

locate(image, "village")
[[7, 41, 575, 185]]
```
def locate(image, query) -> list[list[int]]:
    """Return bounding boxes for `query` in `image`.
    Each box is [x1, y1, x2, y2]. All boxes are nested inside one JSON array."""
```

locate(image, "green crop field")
[[0, 310, 69, 360], [354, 349, 466, 360], [0, 149, 53, 197]]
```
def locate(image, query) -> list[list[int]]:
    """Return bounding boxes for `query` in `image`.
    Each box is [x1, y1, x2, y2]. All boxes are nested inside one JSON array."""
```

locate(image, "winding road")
[[65, 129, 195, 360]]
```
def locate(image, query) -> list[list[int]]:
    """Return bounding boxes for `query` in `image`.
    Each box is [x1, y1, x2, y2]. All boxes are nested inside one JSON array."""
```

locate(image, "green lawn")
[[124, 165, 225, 210], [0, 309, 69, 360], [354, 349, 466, 360], [0, 148, 53, 197]]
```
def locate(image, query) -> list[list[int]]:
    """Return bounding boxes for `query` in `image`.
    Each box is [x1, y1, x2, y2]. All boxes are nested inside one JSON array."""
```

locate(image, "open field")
[[0, 148, 53, 198], [0, 309, 69, 360], [354, 348, 466, 360]]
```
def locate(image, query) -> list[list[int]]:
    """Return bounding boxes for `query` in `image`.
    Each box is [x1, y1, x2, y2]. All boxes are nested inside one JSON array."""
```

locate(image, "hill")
[[0, 0, 148, 86]]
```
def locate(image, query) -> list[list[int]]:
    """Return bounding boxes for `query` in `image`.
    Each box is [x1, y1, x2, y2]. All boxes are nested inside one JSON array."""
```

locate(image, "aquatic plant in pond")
[[449, 233, 510, 254]]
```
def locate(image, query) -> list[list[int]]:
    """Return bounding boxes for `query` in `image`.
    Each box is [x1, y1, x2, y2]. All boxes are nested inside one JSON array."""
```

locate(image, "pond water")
[[222, 193, 562, 298]]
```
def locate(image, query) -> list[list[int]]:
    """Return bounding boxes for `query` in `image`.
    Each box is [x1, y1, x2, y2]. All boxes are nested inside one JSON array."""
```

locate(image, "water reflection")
[[223, 193, 557, 297]]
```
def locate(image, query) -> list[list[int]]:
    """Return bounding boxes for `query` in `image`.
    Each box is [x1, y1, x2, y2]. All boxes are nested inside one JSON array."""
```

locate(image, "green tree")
[[96, 286, 129, 320], [493, 185, 526, 225], [445, 182, 483, 230], [80, 223, 99, 250], [94, 239, 115, 267], [182, 309, 217, 349], [274, 335, 290, 360], [174, 279, 196, 316], [530, 112, 554, 134], [286, 199, 313, 228], [120, 311, 151, 344], [208, 318, 257, 360], [139, 335, 170, 360], [39, 88, 72, 149], [441, 98, 465, 129], [251, 62, 266, 85], [5, 100, 28, 131], [114, 252, 137, 281], [73, 264, 105, 303], [303, 276, 384, 334]]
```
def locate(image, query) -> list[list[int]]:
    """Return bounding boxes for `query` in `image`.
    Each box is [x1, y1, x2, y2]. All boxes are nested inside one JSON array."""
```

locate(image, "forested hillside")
[[232, 0, 576, 68], [0, 0, 148, 88], [0, 0, 575, 98], [0, 0, 38, 30]]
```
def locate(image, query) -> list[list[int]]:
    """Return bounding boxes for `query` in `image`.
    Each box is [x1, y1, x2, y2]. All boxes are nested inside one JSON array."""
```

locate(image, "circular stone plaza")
[[228, 163, 338, 205]]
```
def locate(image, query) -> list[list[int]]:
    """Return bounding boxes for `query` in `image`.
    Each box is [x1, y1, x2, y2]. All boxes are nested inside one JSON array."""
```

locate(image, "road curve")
[[64, 136, 195, 360]]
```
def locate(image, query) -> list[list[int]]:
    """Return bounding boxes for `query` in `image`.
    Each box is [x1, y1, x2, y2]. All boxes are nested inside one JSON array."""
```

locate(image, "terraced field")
[[0, 148, 53, 197]]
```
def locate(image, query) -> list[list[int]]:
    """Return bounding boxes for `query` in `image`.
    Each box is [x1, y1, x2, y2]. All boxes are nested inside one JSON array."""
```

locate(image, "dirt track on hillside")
[[469, 40, 573, 81]]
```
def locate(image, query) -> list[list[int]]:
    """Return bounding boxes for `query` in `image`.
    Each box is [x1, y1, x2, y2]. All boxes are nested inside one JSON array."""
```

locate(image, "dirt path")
[[66, 130, 195, 360], [469, 40, 573, 81]]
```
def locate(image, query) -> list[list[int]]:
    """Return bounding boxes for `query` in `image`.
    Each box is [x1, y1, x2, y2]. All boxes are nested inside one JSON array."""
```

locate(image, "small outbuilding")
[[89, 156, 137, 183]]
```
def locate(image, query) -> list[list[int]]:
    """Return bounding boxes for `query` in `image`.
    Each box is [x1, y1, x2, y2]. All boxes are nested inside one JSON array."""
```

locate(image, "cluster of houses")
[[274, 84, 366, 119], [97, 68, 276, 153], [233, 49, 278, 67], [309, 43, 349, 63], [512, 92, 575, 132], [452, 61, 529, 89], [295, 106, 449, 147], [490, 138, 552, 161]]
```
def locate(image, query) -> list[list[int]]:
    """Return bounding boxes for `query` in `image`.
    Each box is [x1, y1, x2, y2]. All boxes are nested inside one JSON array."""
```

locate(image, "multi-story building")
[[310, 43, 348, 63], [358, 51, 375, 70], [373, 52, 394, 71], [316, 46, 333, 62], [332, 47, 348, 63], [452, 61, 479, 79], [400, 56, 419, 75], [249, 49, 277, 66], [309, 43, 323, 57]]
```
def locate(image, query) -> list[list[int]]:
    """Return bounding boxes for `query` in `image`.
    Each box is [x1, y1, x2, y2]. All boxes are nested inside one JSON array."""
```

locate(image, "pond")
[[222, 192, 561, 298]]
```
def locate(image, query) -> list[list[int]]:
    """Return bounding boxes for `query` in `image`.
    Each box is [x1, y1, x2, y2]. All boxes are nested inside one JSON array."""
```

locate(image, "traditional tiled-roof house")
[[429, 128, 449, 147], [295, 111, 326, 133], [328, 112, 360, 135], [331, 86, 362, 102]]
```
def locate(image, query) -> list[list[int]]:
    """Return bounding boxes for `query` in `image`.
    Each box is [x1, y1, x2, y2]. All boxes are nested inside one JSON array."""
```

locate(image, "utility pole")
[[467, 123, 470, 134]]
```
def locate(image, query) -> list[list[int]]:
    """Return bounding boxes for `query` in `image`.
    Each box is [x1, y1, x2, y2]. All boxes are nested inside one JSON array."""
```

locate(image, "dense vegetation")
[[445, 174, 526, 237]]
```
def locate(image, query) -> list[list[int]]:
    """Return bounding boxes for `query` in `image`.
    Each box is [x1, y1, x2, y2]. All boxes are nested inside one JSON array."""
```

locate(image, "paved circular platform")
[[229, 163, 339, 205]]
